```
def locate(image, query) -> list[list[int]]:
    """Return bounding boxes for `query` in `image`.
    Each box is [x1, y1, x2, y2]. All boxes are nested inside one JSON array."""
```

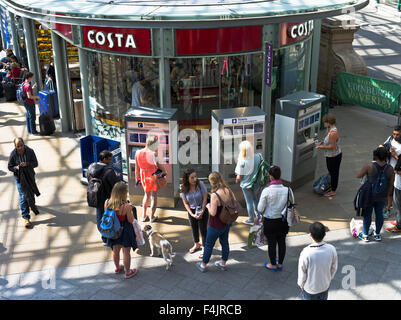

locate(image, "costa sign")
[[280, 21, 314, 46], [83, 26, 151, 54]]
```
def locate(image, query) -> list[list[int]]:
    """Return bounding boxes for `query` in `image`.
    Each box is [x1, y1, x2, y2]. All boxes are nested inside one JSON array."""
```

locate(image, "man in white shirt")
[[382, 126, 401, 232], [298, 222, 338, 300]]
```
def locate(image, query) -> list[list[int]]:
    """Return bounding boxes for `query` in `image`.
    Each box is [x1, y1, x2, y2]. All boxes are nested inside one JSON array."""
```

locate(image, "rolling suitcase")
[[39, 113, 56, 136], [4, 82, 16, 101], [39, 90, 59, 119]]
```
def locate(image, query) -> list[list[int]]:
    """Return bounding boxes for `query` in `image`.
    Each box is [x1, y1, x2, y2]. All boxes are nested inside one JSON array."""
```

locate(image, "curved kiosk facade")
[[0, 0, 369, 206]]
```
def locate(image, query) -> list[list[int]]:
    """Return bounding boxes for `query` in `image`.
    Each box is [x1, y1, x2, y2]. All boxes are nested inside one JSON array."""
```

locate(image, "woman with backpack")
[[181, 168, 209, 258], [316, 114, 342, 198], [235, 140, 263, 226], [104, 181, 138, 279], [356, 147, 394, 242], [257, 166, 294, 271], [196, 172, 236, 272]]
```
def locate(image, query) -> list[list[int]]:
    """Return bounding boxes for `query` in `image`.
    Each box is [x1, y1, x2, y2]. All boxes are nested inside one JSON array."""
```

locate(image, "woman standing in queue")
[[196, 172, 235, 272], [135, 135, 166, 223], [257, 166, 293, 271], [316, 114, 342, 198], [181, 168, 209, 258], [235, 140, 262, 226], [105, 181, 138, 279]]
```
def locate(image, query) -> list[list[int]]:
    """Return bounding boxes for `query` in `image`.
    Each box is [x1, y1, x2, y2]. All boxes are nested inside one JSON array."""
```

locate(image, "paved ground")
[[1, 1, 401, 301]]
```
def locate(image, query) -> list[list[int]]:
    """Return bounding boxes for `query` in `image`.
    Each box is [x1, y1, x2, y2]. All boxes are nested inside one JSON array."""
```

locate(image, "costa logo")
[[87, 30, 136, 49], [289, 21, 314, 39], [280, 21, 314, 46], [83, 26, 151, 54]]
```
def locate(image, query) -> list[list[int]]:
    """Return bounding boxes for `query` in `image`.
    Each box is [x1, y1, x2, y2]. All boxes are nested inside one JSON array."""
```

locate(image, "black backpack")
[[371, 162, 390, 199], [87, 165, 105, 208]]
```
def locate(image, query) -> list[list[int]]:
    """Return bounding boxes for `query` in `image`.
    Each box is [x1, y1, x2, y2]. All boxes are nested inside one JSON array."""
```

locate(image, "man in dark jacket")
[[87, 150, 120, 244], [8, 138, 40, 229]]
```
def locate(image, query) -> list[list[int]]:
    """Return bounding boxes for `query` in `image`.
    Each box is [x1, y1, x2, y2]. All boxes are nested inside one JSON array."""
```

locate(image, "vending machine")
[[124, 107, 178, 208], [273, 91, 325, 188], [211, 107, 267, 185]]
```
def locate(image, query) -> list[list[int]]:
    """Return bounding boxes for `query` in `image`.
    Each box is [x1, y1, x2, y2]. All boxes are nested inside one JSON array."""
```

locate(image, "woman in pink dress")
[[135, 135, 166, 222]]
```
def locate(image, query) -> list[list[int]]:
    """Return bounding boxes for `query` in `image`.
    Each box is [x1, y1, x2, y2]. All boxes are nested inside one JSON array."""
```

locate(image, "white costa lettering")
[[289, 20, 314, 39], [125, 34, 136, 49], [95, 31, 106, 45], [86, 30, 137, 49], [88, 30, 96, 44]]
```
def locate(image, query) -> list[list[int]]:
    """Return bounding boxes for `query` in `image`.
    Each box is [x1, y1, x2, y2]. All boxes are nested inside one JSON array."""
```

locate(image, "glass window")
[[272, 39, 311, 102], [169, 53, 263, 178], [87, 52, 160, 172]]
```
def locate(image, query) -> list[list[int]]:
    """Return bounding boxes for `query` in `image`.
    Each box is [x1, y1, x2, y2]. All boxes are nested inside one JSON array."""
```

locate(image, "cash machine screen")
[[298, 112, 320, 132]]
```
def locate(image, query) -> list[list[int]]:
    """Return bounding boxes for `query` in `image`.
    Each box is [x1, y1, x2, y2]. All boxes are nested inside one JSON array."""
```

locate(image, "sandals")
[[264, 262, 277, 272], [189, 245, 201, 254]]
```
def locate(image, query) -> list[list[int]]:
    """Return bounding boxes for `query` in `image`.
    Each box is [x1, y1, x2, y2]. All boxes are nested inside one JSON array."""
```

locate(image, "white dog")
[[143, 225, 175, 270]]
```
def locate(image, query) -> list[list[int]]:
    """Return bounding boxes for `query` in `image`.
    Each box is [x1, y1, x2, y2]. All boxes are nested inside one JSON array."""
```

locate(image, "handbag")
[[153, 172, 167, 191], [285, 187, 300, 227], [132, 219, 145, 246], [215, 190, 242, 224], [248, 214, 266, 248]]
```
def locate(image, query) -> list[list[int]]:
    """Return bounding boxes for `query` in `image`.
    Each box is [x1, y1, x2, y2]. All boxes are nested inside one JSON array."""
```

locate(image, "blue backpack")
[[100, 207, 123, 239], [16, 82, 28, 105], [313, 174, 331, 195], [371, 162, 390, 199]]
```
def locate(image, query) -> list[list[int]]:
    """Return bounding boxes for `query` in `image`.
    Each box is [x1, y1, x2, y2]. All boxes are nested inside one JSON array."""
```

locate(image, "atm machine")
[[211, 107, 267, 185], [124, 107, 178, 208], [273, 91, 325, 188]]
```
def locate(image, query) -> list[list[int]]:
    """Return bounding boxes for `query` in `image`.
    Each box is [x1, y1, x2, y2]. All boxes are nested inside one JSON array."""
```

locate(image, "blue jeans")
[[202, 224, 231, 265], [301, 289, 329, 300], [363, 201, 385, 235], [24, 103, 37, 134], [242, 187, 259, 222], [16, 181, 31, 220]]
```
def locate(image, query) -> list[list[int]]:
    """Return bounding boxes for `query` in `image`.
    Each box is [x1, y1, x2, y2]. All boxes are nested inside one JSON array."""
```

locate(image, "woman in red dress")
[[135, 135, 166, 222]]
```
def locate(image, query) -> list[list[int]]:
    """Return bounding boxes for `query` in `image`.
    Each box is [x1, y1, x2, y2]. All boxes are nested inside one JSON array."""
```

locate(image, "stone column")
[[317, 16, 367, 105]]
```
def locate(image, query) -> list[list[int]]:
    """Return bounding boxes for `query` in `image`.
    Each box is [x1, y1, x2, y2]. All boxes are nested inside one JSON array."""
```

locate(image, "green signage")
[[337, 72, 401, 115]]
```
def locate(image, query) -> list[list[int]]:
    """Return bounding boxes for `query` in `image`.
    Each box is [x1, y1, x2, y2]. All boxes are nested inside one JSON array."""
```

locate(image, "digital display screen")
[[233, 126, 243, 136], [254, 123, 263, 133], [129, 133, 139, 143], [309, 115, 314, 124], [315, 113, 320, 122], [131, 147, 141, 159], [139, 133, 147, 143], [244, 125, 254, 134], [298, 119, 304, 130], [224, 126, 233, 136], [304, 117, 310, 126]]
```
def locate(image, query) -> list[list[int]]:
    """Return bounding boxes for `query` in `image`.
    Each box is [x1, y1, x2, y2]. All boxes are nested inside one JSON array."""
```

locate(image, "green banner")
[[337, 72, 401, 115]]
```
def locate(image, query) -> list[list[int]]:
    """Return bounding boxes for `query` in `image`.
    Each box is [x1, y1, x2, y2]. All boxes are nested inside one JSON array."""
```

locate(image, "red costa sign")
[[176, 26, 262, 55], [53, 13, 72, 40], [82, 26, 151, 55], [280, 21, 314, 46]]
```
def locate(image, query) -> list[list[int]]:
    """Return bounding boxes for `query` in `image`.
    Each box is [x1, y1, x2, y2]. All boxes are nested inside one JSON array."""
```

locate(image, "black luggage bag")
[[4, 82, 16, 101], [39, 113, 56, 135]]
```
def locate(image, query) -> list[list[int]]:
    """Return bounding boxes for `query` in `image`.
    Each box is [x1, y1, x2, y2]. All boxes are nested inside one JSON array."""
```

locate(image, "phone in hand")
[[152, 169, 163, 176]]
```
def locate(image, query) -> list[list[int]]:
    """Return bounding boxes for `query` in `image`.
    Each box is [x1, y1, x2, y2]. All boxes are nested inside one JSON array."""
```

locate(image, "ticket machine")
[[211, 107, 267, 185], [273, 91, 325, 188], [124, 107, 178, 208]]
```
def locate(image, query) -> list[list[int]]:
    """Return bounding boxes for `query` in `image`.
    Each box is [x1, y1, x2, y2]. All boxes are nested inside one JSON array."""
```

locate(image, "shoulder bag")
[[214, 189, 242, 224], [284, 187, 300, 227]]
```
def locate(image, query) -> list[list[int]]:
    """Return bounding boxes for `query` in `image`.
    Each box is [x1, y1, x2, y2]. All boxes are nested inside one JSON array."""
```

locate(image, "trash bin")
[[80, 135, 123, 185]]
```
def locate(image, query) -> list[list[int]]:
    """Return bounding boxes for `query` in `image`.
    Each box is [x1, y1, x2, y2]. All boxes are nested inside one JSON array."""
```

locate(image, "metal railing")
[[377, 0, 401, 12]]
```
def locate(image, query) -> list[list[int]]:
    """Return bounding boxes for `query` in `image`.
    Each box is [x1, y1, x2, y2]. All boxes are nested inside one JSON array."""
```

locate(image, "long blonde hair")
[[146, 135, 159, 151], [238, 140, 254, 160], [209, 171, 229, 193], [107, 182, 128, 212]]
